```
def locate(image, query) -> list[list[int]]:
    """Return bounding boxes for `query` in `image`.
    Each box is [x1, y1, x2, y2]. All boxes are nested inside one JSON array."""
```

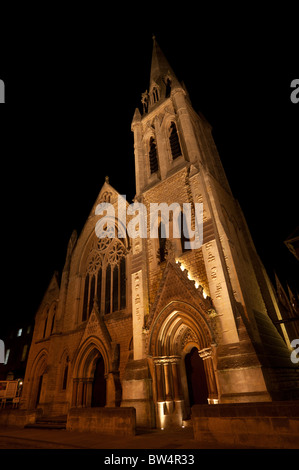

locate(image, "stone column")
[[154, 356, 185, 429], [163, 361, 172, 401], [82, 380, 88, 407], [131, 108, 146, 195], [71, 379, 79, 407], [170, 358, 183, 401], [76, 379, 84, 407], [198, 348, 218, 403], [132, 270, 146, 360], [155, 361, 164, 402], [85, 379, 93, 407]]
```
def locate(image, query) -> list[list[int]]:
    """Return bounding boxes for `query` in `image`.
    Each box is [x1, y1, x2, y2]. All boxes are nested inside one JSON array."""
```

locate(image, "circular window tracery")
[[107, 241, 126, 266], [86, 250, 102, 274], [97, 236, 112, 252]]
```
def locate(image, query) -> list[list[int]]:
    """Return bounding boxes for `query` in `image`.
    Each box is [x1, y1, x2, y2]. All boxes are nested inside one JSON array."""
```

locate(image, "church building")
[[19, 38, 299, 429]]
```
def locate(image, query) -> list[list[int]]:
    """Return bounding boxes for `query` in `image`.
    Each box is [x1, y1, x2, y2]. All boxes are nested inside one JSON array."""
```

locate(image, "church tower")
[[125, 36, 299, 428], [17, 37, 299, 433]]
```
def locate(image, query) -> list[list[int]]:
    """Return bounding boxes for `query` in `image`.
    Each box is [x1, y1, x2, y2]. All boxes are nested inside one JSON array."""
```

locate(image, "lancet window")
[[149, 136, 159, 174], [152, 87, 159, 103], [169, 121, 182, 160]]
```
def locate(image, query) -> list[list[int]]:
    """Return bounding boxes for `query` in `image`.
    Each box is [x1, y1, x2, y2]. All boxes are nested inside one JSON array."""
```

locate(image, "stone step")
[[25, 422, 67, 430], [25, 415, 67, 430], [37, 415, 67, 422]]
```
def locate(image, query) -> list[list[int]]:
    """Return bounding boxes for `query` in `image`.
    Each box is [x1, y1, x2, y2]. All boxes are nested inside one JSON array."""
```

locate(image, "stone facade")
[[192, 402, 299, 448], [19, 38, 299, 430]]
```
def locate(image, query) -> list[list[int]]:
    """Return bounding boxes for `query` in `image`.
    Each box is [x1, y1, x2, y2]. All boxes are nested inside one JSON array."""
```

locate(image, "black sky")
[[0, 7, 298, 334]]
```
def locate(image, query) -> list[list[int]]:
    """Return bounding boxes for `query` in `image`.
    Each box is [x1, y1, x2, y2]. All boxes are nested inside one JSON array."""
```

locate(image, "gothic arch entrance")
[[148, 302, 218, 428], [27, 349, 48, 410], [91, 354, 106, 407], [72, 339, 109, 408], [184, 347, 208, 406]]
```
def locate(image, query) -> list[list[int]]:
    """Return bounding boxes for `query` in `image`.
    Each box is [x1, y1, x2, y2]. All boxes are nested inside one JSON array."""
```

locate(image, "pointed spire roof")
[[131, 107, 141, 128], [149, 35, 180, 90]]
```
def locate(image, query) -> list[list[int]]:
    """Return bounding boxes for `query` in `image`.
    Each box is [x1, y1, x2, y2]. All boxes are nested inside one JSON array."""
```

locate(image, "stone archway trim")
[[147, 300, 215, 357]]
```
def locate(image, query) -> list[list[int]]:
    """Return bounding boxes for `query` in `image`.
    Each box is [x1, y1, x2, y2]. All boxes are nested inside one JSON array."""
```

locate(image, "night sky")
[[1, 7, 298, 335]]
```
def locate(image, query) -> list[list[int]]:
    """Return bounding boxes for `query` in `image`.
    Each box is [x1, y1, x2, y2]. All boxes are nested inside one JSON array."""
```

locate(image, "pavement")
[[0, 425, 232, 450], [0, 425, 294, 468]]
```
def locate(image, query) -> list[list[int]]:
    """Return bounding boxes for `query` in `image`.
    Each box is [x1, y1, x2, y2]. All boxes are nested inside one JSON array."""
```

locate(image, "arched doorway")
[[185, 347, 208, 406], [148, 301, 218, 428], [71, 339, 112, 408], [91, 354, 106, 407], [26, 350, 48, 410]]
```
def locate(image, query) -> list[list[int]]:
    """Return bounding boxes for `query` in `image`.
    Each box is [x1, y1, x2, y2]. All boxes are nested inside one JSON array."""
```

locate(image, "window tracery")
[[86, 250, 102, 275], [82, 237, 127, 321]]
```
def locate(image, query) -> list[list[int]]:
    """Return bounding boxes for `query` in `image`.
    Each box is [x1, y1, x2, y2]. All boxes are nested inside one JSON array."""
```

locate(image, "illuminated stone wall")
[[19, 39, 299, 431]]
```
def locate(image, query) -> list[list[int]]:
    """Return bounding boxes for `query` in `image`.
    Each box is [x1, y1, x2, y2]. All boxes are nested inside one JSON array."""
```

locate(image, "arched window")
[[152, 87, 159, 103], [62, 358, 69, 390], [49, 302, 57, 335], [97, 267, 102, 307], [43, 308, 49, 338], [89, 275, 96, 316], [82, 250, 102, 321], [82, 274, 90, 321], [112, 265, 119, 312], [82, 239, 126, 321], [169, 122, 182, 160], [120, 257, 126, 310], [149, 137, 159, 174], [105, 241, 126, 314], [105, 264, 111, 314], [50, 313, 55, 335]]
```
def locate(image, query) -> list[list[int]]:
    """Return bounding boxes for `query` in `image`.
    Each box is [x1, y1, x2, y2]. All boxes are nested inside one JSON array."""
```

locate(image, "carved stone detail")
[[215, 283, 222, 299], [198, 347, 213, 360], [181, 328, 199, 349], [211, 266, 217, 280], [86, 250, 102, 274], [132, 270, 145, 360]]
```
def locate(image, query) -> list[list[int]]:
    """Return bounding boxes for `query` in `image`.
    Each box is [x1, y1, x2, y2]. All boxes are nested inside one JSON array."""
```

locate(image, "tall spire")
[[149, 35, 180, 90], [150, 35, 174, 88], [139, 35, 181, 114]]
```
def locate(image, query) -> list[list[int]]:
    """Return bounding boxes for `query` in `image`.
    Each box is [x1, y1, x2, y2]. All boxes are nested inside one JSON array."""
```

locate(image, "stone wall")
[[192, 402, 299, 448], [66, 406, 136, 436], [0, 409, 42, 428]]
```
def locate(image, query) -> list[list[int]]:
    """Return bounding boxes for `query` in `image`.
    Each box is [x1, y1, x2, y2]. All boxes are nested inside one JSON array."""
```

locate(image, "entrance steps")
[[25, 415, 67, 430]]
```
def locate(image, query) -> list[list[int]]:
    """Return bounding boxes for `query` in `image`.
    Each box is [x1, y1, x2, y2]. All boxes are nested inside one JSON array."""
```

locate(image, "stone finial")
[[105, 176, 109, 184], [132, 106, 142, 125]]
